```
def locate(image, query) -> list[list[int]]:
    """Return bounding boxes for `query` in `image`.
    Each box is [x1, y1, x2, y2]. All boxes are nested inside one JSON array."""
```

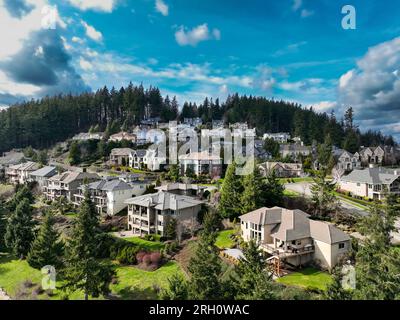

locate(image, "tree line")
[[0, 84, 395, 153]]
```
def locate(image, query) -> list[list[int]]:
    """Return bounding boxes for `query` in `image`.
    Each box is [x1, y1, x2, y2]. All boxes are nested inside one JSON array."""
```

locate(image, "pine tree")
[[168, 164, 180, 182], [324, 267, 353, 300], [232, 240, 275, 300], [241, 168, 266, 214], [165, 218, 177, 240], [218, 162, 243, 220], [161, 273, 189, 300], [264, 171, 284, 207], [4, 199, 36, 259], [27, 211, 64, 270], [68, 141, 81, 165], [310, 169, 338, 218], [8, 185, 34, 212], [62, 191, 114, 300]]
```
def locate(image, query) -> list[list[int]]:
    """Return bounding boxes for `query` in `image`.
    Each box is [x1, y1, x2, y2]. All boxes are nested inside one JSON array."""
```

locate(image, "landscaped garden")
[[276, 267, 333, 291]]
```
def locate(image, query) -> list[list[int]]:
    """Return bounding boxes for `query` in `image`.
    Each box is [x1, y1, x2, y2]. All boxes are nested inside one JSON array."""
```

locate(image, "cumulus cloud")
[[67, 0, 116, 12], [175, 24, 221, 47], [338, 37, 400, 137], [3, 0, 34, 18], [155, 0, 168, 16], [81, 20, 103, 42]]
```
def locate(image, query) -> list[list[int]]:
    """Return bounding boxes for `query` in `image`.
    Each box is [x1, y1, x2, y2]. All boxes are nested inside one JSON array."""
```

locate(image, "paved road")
[[284, 182, 368, 216]]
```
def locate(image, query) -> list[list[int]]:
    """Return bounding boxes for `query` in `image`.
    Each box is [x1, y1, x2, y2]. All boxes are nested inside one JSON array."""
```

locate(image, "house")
[[129, 149, 147, 169], [43, 171, 99, 201], [72, 132, 104, 141], [212, 119, 224, 129], [126, 191, 203, 236], [144, 147, 167, 171], [155, 183, 206, 198], [5, 161, 40, 184], [259, 162, 303, 178], [29, 166, 57, 191], [334, 150, 361, 172], [109, 148, 133, 166], [280, 144, 311, 159], [263, 132, 291, 143], [184, 117, 203, 127], [359, 146, 398, 166], [338, 167, 400, 200], [109, 132, 137, 143], [73, 177, 134, 216], [179, 150, 222, 178], [240, 207, 351, 271], [141, 117, 161, 127]]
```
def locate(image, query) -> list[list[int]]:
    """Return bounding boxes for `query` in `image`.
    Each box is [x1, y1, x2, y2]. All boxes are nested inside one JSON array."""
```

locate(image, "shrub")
[[150, 252, 161, 265], [136, 251, 147, 263], [143, 254, 151, 266]]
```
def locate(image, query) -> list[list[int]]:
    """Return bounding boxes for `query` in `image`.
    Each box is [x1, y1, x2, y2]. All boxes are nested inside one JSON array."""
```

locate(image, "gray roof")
[[155, 183, 206, 192], [84, 178, 132, 192], [240, 207, 350, 244], [133, 149, 147, 157], [30, 166, 57, 178], [111, 148, 134, 156], [49, 171, 99, 184], [125, 191, 203, 210], [9, 161, 40, 171], [341, 167, 400, 185]]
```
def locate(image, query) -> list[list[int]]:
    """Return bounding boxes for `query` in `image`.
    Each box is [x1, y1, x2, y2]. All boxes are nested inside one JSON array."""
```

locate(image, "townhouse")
[[338, 167, 400, 200], [43, 170, 100, 201], [5, 161, 40, 184], [126, 191, 203, 236], [29, 166, 57, 191], [240, 207, 351, 271], [259, 161, 303, 178]]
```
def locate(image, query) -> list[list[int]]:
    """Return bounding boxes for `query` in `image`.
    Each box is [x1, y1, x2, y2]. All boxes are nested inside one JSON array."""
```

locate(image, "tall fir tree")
[[310, 169, 338, 218], [218, 162, 243, 220], [27, 211, 64, 270], [62, 191, 114, 300], [4, 199, 35, 259], [241, 168, 267, 214], [264, 171, 284, 207]]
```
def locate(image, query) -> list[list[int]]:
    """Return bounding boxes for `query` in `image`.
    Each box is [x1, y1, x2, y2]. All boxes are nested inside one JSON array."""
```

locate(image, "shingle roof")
[[341, 167, 400, 184], [179, 150, 221, 161], [84, 178, 132, 191], [9, 161, 39, 171], [49, 171, 99, 183], [111, 148, 134, 156], [30, 166, 57, 178], [240, 207, 349, 244], [125, 191, 203, 210]]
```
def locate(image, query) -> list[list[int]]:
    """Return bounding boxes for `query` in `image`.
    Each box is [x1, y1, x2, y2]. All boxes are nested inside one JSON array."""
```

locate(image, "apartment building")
[[5, 161, 40, 184], [29, 166, 57, 191]]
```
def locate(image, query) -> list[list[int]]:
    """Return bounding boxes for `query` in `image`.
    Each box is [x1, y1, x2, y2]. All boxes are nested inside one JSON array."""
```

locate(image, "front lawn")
[[276, 267, 333, 291], [123, 237, 165, 251], [215, 230, 236, 249], [280, 177, 314, 184], [111, 261, 183, 299]]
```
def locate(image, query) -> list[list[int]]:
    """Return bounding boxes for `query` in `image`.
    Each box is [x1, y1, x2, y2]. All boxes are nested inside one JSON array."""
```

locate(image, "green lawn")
[[280, 177, 314, 184], [123, 237, 165, 251], [283, 189, 300, 198], [111, 261, 183, 299], [0, 254, 181, 300], [0, 184, 14, 198], [215, 230, 236, 249], [276, 267, 333, 291]]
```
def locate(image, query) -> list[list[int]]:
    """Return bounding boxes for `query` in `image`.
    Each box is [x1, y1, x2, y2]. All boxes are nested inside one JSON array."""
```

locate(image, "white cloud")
[[309, 101, 337, 112], [301, 9, 314, 18], [79, 58, 93, 71], [0, 71, 39, 96], [67, 0, 116, 12], [339, 70, 354, 88], [292, 0, 302, 11], [81, 20, 103, 42], [175, 24, 221, 46], [72, 36, 84, 44], [155, 0, 169, 16]]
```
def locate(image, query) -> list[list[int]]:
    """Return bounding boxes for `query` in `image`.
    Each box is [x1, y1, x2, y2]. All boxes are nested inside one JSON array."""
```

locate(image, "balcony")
[[260, 243, 314, 258]]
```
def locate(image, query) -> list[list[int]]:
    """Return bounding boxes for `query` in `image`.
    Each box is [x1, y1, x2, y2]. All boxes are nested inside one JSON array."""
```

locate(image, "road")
[[284, 182, 368, 216]]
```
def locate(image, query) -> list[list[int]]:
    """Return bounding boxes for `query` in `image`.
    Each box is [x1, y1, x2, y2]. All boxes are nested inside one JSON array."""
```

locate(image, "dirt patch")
[[173, 239, 198, 276]]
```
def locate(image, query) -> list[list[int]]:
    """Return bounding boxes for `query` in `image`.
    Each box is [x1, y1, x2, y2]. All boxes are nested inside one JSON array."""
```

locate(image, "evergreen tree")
[[161, 273, 189, 300], [317, 134, 333, 169], [37, 150, 48, 166], [241, 168, 266, 214], [263, 138, 280, 159], [4, 199, 35, 259], [68, 141, 81, 165], [232, 240, 275, 300], [310, 169, 338, 217], [264, 171, 284, 207], [0, 201, 7, 252], [165, 218, 177, 240], [8, 185, 34, 212], [324, 267, 353, 300], [353, 195, 400, 299], [218, 162, 243, 220], [62, 191, 115, 300], [168, 164, 180, 182], [27, 211, 64, 270]]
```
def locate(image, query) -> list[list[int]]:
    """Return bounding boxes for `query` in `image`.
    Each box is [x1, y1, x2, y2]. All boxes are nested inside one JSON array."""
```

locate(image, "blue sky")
[[1, 0, 400, 138]]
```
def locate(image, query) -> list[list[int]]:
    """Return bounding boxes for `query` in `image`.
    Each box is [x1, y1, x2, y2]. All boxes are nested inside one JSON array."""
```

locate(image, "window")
[[339, 243, 345, 249]]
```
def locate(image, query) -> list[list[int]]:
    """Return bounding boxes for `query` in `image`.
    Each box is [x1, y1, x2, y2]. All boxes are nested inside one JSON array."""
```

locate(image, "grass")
[[0, 183, 14, 198], [334, 192, 370, 209], [283, 189, 300, 198], [0, 253, 181, 300], [276, 267, 333, 291], [123, 237, 165, 251], [279, 177, 314, 184], [215, 229, 236, 249], [111, 261, 183, 299]]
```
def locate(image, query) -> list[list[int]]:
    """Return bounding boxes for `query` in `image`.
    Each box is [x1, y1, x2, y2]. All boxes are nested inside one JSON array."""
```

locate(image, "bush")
[[136, 251, 147, 263], [143, 254, 152, 266], [150, 252, 161, 265]]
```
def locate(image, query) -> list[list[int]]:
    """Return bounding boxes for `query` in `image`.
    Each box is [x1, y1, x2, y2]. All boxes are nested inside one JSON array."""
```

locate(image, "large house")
[[29, 166, 57, 191], [73, 177, 134, 216], [240, 207, 351, 271], [43, 171, 99, 201], [263, 132, 291, 143], [129, 149, 147, 170], [334, 150, 362, 172], [280, 144, 311, 159], [110, 148, 133, 166], [359, 146, 398, 166], [179, 150, 222, 178], [259, 161, 303, 178], [5, 161, 40, 184], [126, 191, 203, 236], [338, 167, 400, 200], [72, 132, 104, 141]]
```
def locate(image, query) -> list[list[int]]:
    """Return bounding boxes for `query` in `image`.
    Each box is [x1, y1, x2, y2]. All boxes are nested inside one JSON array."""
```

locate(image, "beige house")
[[335, 150, 362, 172], [109, 148, 133, 166], [240, 207, 351, 271], [5, 161, 40, 184], [259, 161, 303, 178], [359, 146, 398, 166], [126, 191, 203, 236], [338, 167, 400, 200], [179, 150, 222, 178], [109, 132, 137, 143], [43, 171, 99, 201]]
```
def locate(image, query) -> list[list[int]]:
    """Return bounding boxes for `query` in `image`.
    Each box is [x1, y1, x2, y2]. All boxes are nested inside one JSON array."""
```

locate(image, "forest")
[[0, 83, 395, 153]]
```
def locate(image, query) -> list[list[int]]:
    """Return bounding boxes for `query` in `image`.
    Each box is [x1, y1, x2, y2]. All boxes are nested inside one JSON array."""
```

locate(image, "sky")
[[0, 0, 400, 139]]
